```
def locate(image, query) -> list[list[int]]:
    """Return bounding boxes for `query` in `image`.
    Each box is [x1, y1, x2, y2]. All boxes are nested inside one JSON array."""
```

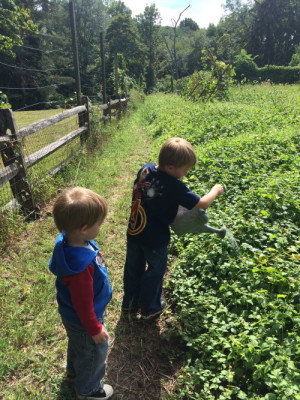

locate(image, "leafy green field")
[[143, 85, 300, 399], [0, 85, 299, 399]]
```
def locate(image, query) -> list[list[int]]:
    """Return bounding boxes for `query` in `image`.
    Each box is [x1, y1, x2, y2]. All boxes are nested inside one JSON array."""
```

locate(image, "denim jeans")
[[122, 239, 168, 312], [62, 319, 108, 396]]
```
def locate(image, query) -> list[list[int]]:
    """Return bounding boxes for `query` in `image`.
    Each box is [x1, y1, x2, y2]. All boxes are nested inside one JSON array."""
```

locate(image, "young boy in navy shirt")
[[49, 187, 113, 400], [122, 137, 224, 320]]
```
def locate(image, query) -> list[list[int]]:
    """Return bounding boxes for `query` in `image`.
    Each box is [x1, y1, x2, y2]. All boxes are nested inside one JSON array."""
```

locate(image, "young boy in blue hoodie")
[[49, 187, 113, 400]]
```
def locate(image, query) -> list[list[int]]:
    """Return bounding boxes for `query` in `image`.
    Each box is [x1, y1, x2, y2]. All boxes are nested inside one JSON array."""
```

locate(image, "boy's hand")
[[92, 326, 109, 344], [213, 184, 224, 195], [196, 184, 224, 209]]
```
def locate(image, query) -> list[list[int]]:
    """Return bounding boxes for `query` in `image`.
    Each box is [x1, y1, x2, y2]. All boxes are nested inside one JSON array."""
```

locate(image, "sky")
[[122, 0, 234, 29]]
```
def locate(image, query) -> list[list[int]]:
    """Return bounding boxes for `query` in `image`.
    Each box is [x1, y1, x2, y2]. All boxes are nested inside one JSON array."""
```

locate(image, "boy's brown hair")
[[53, 186, 108, 232], [158, 137, 197, 168]]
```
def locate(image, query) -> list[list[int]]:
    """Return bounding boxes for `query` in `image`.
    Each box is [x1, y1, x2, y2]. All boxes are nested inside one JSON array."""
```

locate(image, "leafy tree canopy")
[[179, 18, 199, 31], [0, 0, 37, 58], [289, 45, 300, 66], [107, 0, 132, 18]]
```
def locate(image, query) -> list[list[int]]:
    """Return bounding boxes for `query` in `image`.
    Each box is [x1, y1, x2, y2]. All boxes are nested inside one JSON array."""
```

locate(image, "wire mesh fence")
[[0, 103, 89, 215], [0, 96, 128, 218], [22, 112, 82, 179]]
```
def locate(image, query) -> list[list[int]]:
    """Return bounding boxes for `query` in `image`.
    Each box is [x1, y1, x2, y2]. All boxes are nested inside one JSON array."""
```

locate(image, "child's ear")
[[164, 164, 175, 173], [80, 224, 89, 234]]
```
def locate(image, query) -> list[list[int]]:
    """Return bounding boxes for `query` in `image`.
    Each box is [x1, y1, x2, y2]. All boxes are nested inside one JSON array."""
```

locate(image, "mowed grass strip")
[[0, 104, 152, 399]]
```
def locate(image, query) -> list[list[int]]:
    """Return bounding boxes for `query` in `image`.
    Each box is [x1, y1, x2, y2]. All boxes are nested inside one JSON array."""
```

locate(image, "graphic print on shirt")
[[96, 252, 106, 268], [128, 167, 163, 236]]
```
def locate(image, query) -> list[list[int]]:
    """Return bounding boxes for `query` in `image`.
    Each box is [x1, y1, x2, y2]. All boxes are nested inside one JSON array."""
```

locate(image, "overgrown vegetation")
[[0, 91, 11, 108], [141, 85, 300, 399], [0, 85, 299, 399], [233, 50, 300, 83], [0, 102, 151, 399], [181, 50, 235, 101]]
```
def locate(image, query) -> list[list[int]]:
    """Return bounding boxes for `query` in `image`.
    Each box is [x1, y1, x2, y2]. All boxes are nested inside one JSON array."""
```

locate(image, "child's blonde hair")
[[158, 137, 196, 168], [53, 186, 108, 232]]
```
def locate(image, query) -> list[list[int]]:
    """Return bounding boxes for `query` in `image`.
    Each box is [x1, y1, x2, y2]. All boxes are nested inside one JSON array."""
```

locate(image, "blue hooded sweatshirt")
[[49, 233, 112, 335]]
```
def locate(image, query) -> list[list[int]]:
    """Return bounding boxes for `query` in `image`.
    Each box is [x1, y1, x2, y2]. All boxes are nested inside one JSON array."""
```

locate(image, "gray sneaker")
[[77, 384, 114, 400]]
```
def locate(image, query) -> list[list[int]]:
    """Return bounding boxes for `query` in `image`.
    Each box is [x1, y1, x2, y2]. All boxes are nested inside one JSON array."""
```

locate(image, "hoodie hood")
[[49, 233, 98, 276]]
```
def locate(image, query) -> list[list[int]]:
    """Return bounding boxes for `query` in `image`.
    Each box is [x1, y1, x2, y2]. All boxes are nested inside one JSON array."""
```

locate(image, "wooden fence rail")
[[0, 96, 129, 217], [0, 102, 89, 217], [99, 96, 129, 122]]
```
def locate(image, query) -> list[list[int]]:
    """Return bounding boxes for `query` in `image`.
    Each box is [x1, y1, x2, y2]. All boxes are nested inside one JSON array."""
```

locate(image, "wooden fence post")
[[83, 96, 90, 131], [0, 109, 37, 217], [117, 94, 121, 119], [123, 95, 128, 113], [80, 96, 90, 143], [108, 96, 112, 121]]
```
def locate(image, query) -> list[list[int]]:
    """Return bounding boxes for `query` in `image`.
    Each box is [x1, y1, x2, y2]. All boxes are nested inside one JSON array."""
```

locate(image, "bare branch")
[[172, 4, 191, 28]]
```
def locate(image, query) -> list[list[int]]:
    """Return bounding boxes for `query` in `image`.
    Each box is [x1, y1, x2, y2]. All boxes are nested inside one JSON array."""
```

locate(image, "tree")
[[72, 0, 107, 99], [182, 49, 235, 102], [179, 17, 199, 31], [106, 14, 145, 93], [248, 0, 300, 66], [0, 0, 37, 58], [233, 49, 257, 81], [107, 0, 131, 18], [186, 29, 208, 74], [289, 45, 300, 66], [0, 0, 42, 108], [162, 5, 190, 84], [136, 4, 161, 92], [216, 0, 252, 63]]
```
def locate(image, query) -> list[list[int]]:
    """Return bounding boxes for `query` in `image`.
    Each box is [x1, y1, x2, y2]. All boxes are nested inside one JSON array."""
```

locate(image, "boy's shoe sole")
[[77, 384, 114, 400]]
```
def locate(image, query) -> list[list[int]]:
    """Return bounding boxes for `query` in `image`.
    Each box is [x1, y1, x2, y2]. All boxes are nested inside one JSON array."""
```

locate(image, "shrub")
[[0, 91, 11, 109], [257, 65, 300, 84], [233, 49, 258, 82], [289, 45, 300, 67], [181, 50, 235, 102]]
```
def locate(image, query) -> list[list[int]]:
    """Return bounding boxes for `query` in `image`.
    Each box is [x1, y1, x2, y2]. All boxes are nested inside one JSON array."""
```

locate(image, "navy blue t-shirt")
[[127, 163, 200, 248]]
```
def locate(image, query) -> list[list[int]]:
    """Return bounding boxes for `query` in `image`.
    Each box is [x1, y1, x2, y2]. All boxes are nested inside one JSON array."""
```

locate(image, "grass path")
[[0, 106, 181, 399], [95, 122, 182, 400], [86, 110, 181, 400]]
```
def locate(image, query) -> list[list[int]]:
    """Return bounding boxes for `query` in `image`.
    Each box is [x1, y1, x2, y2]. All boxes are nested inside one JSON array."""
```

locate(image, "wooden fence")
[[99, 96, 129, 122], [0, 96, 129, 218]]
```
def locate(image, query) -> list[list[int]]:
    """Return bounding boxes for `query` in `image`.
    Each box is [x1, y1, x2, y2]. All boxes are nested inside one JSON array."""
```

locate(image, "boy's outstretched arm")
[[195, 184, 224, 209]]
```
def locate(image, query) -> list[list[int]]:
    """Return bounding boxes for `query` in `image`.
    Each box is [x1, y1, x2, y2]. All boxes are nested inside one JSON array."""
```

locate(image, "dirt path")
[[0, 115, 183, 399], [99, 128, 183, 399]]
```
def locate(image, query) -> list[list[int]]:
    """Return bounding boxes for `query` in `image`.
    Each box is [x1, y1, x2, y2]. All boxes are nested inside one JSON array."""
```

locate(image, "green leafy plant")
[[181, 50, 235, 102], [233, 49, 258, 81], [143, 85, 300, 399], [0, 91, 11, 109]]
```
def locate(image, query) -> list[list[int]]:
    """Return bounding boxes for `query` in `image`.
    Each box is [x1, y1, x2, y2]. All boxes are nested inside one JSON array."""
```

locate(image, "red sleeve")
[[62, 265, 103, 336]]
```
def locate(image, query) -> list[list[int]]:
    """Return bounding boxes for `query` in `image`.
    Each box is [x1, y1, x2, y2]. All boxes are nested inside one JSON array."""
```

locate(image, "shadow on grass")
[[106, 314, 181, 400], [56, 377, 76, 400], [55, 311, 182, 400]]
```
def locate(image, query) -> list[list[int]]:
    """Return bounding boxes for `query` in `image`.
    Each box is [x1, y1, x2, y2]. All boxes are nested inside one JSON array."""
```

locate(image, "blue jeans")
[[122, 239, 168, 312], [62, 319, 108, 396]]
